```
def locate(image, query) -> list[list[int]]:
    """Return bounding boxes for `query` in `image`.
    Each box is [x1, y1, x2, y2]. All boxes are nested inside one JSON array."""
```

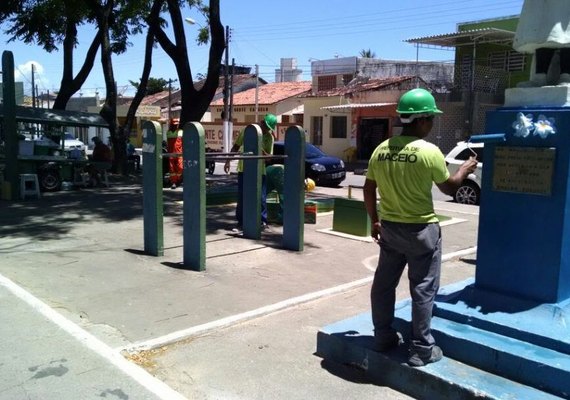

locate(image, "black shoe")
[[231, 225, 243, 233], [407, 345, 443, 367], [375, 331, 403, 352]]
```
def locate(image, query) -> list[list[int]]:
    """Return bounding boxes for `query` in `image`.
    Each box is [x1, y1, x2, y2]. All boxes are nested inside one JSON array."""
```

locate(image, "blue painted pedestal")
[[316, 106, 570, 399], [477, 107, 570, 303]]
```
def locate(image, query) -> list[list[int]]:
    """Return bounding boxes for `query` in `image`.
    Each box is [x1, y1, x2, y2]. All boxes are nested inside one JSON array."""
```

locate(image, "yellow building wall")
[[303, 96, 352, 158]]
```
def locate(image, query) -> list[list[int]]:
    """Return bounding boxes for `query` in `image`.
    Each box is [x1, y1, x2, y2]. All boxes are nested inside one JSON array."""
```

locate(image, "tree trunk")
[[88, 0, 122, 172], [52, 20, 102, 110], [123, 0, 161, 137], [154, 0, 224, 126], [120, 0, 162, 175]]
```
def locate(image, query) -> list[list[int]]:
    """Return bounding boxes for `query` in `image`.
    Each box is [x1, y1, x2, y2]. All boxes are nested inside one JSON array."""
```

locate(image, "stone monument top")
[[506, 0, 570, 107]]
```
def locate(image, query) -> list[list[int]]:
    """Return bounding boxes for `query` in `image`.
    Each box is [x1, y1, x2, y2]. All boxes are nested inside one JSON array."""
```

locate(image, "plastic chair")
[[20, 174, 41, 199]]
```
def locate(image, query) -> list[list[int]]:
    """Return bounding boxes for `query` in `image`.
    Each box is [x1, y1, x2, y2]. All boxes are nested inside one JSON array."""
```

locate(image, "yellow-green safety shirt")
[[366, 136, 450, 224], [234, 130, 274, 175]]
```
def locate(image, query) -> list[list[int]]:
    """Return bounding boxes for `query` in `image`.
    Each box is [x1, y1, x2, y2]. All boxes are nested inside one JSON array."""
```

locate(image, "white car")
[[444, 141, 483, 205], [63, 133, 86, 153]]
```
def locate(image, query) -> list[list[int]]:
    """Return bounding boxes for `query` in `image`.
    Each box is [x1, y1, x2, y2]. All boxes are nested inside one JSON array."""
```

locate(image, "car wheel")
[[454, 181, 480, 205], [39, 170, 61, 192]]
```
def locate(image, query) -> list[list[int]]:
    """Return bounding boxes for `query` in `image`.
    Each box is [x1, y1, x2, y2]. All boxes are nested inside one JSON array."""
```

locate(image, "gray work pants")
[[371, 220, 442, 354]]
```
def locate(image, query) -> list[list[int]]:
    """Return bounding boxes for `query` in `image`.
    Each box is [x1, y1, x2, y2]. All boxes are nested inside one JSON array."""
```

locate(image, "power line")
[[236, 0, 521, 35], [233, 4, 521, 42]]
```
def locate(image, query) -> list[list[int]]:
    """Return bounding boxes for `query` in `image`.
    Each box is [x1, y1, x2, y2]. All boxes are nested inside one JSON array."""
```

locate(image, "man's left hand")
[[371, 221, 381, 243]]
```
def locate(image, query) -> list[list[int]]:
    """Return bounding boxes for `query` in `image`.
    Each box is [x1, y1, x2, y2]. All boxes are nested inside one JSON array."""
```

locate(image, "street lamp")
[[184, 17, 202, 27]]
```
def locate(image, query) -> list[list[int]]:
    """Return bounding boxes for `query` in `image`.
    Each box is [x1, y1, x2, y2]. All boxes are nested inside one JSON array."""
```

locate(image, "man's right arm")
[[436, 157, 478, 196], [223, 143, 241, 174]]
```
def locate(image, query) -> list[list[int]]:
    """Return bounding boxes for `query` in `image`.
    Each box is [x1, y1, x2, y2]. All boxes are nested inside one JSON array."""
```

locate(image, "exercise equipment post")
[[283, 126, 305, 251], [182, 122, 206, 271], [2, 51, 18, 199], [142, 120, 164, 256], [242, 125, 262, 240]]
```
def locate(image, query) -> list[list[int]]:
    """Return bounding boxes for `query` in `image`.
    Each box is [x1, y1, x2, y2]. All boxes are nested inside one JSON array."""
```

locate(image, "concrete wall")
[[357, 59, 454, 89]]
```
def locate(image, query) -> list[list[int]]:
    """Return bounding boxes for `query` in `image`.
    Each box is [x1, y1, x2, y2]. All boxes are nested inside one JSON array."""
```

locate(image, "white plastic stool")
[[73, 166, 89, 187], [20, 174, 41, 200]]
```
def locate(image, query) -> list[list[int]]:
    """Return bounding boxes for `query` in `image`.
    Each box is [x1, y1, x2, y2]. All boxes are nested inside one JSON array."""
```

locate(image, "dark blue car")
[[271, 141, 346, 187]]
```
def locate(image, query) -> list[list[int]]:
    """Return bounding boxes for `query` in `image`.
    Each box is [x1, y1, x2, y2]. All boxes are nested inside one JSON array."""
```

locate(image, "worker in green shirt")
[[363, 89, 477, 367], [224, 113, 277, 231]]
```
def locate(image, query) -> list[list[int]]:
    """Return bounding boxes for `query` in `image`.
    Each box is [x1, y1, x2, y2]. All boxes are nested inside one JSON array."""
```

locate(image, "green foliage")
[[129, 77, 170, 95], [359, 48, 377, 58], [0, 0, 153, 55], [0, 1, 92, 52]]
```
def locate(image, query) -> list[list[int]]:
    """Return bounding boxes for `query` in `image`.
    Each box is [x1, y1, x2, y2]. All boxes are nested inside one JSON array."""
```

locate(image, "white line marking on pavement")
[[362, 246, 477, 272], [317, 218, 467, 243], [121, 247, 478, 353], [363, 254, 379, 272], [442, 246, 477, 262], [0, 273, 187, 400], [434, 206, 480, 216], [119, 276, 375, 353]]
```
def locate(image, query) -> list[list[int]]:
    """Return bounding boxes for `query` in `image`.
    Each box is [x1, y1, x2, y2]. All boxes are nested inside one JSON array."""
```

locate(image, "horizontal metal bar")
[[163, 152, 287, 161], [210, 154, 288, 161]]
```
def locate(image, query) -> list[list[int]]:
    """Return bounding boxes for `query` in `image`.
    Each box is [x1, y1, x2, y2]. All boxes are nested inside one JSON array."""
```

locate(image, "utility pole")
[[254, 64, 259, 121], [228, 58, 235, 139], [168, 78, 175, 123], [222, 25, 231, 153], [168, 79, 172, 123], [31, 63, 36, 108]]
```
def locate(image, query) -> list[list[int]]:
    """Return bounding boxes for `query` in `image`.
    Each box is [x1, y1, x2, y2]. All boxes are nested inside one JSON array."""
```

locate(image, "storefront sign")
[[135, 105, 161, 118]]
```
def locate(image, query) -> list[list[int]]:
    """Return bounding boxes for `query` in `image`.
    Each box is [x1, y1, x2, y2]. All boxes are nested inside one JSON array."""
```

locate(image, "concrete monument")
[[507, 0, 570, 105]]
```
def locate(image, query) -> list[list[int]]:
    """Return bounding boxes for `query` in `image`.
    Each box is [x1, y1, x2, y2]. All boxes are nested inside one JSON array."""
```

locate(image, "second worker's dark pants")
[[371, 221, 442, 356]]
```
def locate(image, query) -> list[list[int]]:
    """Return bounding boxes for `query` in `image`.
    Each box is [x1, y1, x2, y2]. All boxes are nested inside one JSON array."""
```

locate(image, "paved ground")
[[0, 170, 479, 399]]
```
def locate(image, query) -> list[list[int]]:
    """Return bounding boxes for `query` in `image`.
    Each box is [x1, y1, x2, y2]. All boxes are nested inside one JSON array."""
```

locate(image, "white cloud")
[[14, 61, 49, 87]]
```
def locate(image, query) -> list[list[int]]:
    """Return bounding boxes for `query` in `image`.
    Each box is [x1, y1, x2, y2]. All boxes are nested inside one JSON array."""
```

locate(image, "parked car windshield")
[[64, 133, 76, 140], [306, 143, 326, 159], [455, 147, 484, 163]]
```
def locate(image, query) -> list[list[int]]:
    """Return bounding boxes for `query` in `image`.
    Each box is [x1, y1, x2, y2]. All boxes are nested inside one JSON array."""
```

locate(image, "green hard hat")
[[264, 113, 277, 132], [396, 88, 443, 115]]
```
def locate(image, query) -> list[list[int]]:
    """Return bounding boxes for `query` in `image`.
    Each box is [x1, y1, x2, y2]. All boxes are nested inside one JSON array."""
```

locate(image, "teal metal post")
[[243, 124, 262, 239], [2, 51, 18, 199], [142, 120, 164, 256], [183, 122, 206, 271], [283, 126, 305, 251]]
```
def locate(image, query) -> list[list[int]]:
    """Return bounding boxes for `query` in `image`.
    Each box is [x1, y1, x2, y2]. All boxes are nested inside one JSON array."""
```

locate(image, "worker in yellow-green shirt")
[[224, 113, 277, 231], [363, 88, 477, 367]]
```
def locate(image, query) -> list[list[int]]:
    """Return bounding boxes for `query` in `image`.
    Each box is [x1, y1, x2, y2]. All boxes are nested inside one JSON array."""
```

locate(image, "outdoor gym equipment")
[[142, 121, 305, 271]]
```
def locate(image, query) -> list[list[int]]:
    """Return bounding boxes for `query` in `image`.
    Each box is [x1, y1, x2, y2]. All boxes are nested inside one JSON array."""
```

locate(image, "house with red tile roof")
[[301, 75, 428, 160], [204, 81, 311, 148], [210, 81, 311, 123]]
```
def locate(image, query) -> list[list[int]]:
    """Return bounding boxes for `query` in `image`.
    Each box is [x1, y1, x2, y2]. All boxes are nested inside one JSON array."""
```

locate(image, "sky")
[[0, 0, 525, 99]]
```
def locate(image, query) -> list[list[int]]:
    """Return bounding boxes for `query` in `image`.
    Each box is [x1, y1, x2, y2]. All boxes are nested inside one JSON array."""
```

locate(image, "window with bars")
[[317, 75, 337, 91], [330, 116, 347, 139], [488, 50, 526, 72]]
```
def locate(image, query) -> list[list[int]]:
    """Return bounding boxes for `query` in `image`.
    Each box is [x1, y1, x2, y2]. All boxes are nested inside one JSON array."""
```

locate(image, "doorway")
[[358, 118, 389, 160]]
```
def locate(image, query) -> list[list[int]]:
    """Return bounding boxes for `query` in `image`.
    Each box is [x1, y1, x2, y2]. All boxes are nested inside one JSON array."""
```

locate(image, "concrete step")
[[434, 279, 570, 355], [316, 312, 562, 400], [393, 305, 570, 398]]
